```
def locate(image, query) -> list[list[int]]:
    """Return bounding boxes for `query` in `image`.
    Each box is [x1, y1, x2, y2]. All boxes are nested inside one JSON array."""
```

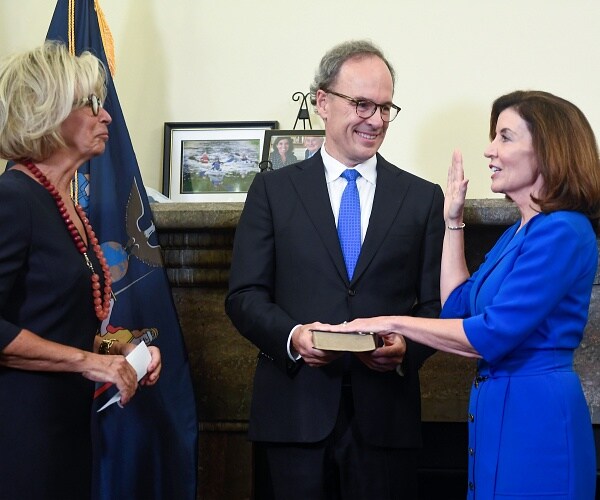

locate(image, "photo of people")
[[268, 136, 297, 169], [261, 131, 325, 170], [303, 135, 324, 159], [181, 138, 260, 192]]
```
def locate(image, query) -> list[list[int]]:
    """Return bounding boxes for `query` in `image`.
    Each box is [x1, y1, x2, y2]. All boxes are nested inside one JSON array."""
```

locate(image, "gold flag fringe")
[[66, 0, 116, 76], [94, 0, 116, 77], [68, 0, 77, 200], [68, 0, 75, 55]]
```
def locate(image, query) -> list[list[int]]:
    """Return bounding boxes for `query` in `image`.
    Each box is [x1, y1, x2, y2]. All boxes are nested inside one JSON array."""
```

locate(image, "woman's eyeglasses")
[[77, 94, 103, 116]]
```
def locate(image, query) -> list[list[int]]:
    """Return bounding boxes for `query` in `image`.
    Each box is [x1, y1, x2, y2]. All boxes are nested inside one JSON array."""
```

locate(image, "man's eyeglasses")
[[326, 90, 401, 122], [78, 94, 103, 116]]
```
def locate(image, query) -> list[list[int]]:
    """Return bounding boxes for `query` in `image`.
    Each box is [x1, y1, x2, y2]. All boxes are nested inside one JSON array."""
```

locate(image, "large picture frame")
[[163, 121, 278, 201], [260, 130, 325, 171]]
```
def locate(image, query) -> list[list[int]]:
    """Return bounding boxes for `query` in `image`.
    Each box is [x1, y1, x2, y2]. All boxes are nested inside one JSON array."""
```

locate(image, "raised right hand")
[[444, 149, 469, 225]]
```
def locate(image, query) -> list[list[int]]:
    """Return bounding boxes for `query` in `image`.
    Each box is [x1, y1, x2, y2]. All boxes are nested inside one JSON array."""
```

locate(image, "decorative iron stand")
[[292, 91, 312, 130]]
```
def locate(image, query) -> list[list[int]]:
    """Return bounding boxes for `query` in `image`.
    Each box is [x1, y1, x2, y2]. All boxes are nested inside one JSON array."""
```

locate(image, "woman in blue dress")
[[327, 90, 600, 499]]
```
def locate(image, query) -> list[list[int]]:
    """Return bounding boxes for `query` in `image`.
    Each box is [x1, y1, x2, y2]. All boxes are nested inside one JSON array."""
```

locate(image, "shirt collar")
[[321, 142, 377, 185]]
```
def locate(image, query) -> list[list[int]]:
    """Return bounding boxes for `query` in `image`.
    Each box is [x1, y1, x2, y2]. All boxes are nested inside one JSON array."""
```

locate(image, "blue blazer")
[[226, 152, 444, 447]]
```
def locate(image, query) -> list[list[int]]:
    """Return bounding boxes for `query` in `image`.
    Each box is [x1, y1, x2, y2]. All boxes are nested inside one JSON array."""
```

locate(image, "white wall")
[[1, 0, 599, 198]]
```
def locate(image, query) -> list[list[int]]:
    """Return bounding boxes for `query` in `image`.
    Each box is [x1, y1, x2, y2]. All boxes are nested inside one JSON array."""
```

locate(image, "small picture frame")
[[163, 121, 278, 201], [261, 130, 325, 171]]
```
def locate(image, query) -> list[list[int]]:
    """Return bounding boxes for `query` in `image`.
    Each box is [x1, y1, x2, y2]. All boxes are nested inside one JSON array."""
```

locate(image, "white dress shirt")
[[321, 143, 377, 243]]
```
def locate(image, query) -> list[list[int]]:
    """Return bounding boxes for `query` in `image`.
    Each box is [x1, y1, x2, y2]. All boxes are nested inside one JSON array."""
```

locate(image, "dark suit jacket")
[[225, 153, 444, 448]]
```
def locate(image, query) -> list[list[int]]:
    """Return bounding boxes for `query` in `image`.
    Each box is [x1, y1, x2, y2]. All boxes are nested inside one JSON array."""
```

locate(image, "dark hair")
[[309, 40, 395, 106], [272, 136, 293, 150], [490, 90, 600, 226]]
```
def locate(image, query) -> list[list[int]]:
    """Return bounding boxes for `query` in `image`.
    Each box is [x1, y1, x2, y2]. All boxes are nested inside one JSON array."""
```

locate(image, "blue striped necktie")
[[338, 169, 361, 280]]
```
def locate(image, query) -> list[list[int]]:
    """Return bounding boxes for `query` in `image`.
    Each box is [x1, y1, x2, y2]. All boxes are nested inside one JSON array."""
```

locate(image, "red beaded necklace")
[[24, 161, 112, 321]]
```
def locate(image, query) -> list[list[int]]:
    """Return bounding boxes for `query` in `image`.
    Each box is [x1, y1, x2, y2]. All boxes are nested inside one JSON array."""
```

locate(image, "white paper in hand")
[[97, 341, 152, 412]]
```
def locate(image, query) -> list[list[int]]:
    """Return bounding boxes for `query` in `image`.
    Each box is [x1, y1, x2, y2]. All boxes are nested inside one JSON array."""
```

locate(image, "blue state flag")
[[46, 1, 198, 498]]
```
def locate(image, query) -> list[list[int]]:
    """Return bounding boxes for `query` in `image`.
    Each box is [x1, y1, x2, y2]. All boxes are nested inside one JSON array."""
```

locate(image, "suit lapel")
[[352, 156, 410, 282], [289, 155, 415, 284], [289, 156, 349, 281]]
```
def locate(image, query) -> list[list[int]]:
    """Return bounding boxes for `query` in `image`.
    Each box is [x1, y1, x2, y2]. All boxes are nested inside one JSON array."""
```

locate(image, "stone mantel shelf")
[[151, 197, 599, 425], [151, 198, 521, 229]]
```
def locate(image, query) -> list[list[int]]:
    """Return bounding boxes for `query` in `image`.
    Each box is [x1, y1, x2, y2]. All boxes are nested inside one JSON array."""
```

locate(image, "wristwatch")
[[98, 338, 118, 355]]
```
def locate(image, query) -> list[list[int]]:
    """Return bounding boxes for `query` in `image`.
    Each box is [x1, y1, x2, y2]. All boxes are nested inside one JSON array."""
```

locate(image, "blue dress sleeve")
[[440, 281, 473, 319], [463, 213, 597, 364], [440, 223, 518, 320]]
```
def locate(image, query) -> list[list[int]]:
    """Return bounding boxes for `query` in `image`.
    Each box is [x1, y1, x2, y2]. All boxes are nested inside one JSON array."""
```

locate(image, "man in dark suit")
[[225, 40, 444, 500]]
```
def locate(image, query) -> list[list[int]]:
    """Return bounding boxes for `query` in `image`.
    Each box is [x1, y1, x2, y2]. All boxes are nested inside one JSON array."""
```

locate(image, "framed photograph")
[[260, 130, 325, 171], [163, 121, 278, 201]]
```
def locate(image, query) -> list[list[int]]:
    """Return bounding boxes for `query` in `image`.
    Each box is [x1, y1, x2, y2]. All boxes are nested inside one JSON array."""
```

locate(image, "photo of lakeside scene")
[[181, 138, 261, 193]]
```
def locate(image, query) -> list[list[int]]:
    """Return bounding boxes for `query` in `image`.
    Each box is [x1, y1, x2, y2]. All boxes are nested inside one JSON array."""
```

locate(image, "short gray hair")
[[0, 40, 107, 162], [309, 40, 395, 106]]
